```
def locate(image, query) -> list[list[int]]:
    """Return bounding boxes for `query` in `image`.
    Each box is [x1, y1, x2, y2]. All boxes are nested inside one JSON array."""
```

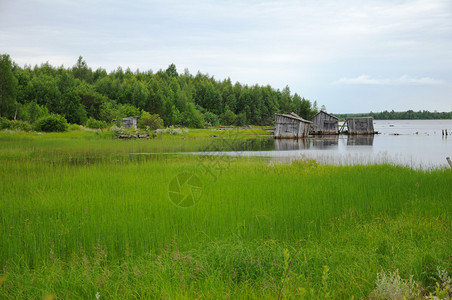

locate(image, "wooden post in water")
[[447, 157, 452, 168]]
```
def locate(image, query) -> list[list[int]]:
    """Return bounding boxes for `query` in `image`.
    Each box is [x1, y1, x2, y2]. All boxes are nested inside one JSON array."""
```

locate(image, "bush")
[[221, 109, 237, 126], [204, 112, 219, 127], [109, 125, 123, 135], [138, 111, 164, 130], [162, 126, 188, 135], [10, 120, 33, 131], [235, 112, 247, 126], [34, 114, 68, 132], [370, 269, 420, 300], [68, 124, 82, 131], [86, 117, 108, 129], [0, 117, 32, 131], [0, 117, 12, 130]]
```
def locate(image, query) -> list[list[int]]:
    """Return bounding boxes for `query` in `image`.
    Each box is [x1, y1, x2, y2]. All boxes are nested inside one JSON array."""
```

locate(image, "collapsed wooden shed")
[[121, 116, 140, 130], [274, 112, 312, 139], [343, 117, 375, 135], [310, 111, 339, 135]]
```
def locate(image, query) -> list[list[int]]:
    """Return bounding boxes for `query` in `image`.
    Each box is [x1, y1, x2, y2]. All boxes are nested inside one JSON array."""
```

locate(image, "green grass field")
[[0, 130, 451, 299]]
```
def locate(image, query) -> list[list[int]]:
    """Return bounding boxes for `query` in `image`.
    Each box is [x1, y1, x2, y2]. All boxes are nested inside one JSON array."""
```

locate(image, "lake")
[[204, 120, 452, 169], [131, 120, 452, 169]]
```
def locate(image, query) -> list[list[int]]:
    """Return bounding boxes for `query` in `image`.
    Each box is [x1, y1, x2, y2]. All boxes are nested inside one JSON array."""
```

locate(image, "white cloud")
[[333, 75, 445, 85]]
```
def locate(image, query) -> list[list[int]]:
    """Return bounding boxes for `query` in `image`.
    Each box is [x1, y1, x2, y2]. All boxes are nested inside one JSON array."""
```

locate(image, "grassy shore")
[[0, 130, 451, 299]]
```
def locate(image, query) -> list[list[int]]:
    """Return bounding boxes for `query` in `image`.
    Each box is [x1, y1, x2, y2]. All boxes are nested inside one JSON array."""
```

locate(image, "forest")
[[336, 110, 452, 120], [0, 54, 318, 130]]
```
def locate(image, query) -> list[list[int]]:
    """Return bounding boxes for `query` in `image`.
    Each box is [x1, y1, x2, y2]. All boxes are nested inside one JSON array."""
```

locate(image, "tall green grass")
[[0, 132, 451, 298]]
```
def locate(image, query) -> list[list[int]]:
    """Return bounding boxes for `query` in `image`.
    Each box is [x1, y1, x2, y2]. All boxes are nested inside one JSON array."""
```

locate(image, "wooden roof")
[[313, 111, 338, 120], [346, 116, 373, 120], [275, 112, 312, 123]]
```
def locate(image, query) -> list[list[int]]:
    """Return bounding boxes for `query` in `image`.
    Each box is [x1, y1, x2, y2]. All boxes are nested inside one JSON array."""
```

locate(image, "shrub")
[[109, 125, 123, 135], [68, 124, 81, 131], [0, 117, 12, 129], [370, 269, 420, 300], [138, 111, 164, 130], [221, 109, 237, 125], [10, 120, 33, 131], [204, 112, 219, 127], [86, 117, 108, 129], [0, 117, 32, 131], [162, 126, 188, 135], [235, 112, 247, 126], [34, 114, 68, 132]]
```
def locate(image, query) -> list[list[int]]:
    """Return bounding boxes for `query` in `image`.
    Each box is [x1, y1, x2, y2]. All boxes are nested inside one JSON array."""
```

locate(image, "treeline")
[[335, 110, 452, 120], [0, 54, 318, 129]]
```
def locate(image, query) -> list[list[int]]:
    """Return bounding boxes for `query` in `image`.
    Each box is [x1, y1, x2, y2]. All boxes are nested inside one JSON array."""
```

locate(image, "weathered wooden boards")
[[344, 117, 376, 135], [274, 113, 312, 139], [121, 116, 140, 130], [310, 111, 339, 135]]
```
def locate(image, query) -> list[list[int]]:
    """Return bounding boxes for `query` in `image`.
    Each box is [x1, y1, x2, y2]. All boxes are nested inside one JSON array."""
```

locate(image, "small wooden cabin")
[[122, 116, 140, 130], [311, 111, 339, 135], [345, 117, 375, 134], [274, 112, 312, 139]]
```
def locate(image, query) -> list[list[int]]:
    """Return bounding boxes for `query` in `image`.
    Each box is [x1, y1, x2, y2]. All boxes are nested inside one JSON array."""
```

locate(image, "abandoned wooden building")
[[121, 116, 140, 130], [342, 117, 375, 134], [274, 112, 312, 139], [310, 111, 339, 135]]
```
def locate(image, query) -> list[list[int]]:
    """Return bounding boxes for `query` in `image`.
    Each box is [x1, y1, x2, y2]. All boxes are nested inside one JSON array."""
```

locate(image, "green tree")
[[17, 101, 49, 123], [25, 75, 62, 114], [0, 54, 18, 118], [165, 64, 178, 77], [72, 56, 92, 83], [221, 107, 237, 125], [61, 89, 87, 124]]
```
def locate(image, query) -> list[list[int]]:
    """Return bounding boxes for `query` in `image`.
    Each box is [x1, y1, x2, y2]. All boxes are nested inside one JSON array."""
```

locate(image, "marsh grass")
[[0, 131, 451, 298]]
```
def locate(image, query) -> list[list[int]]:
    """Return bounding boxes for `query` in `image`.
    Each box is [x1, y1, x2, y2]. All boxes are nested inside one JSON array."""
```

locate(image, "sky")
[[1, 0, 451, 113]]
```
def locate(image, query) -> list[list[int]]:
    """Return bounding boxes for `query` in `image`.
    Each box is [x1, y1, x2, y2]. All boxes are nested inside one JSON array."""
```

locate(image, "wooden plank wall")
[[274, 115, 310, 138], [347, 117, 374, 134], [311, 112, 338, 135]]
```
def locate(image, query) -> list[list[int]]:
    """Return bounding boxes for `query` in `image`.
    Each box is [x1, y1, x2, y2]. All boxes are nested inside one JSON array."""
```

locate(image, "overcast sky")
[[1, 0, 451, 113]]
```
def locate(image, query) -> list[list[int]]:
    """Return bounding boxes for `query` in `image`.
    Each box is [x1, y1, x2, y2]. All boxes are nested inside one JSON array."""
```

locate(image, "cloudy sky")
[[1, 0, 451, 113]]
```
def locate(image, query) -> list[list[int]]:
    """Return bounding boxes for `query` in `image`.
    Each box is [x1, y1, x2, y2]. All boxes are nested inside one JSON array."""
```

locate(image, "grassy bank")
[[0, 131, 451, 298]]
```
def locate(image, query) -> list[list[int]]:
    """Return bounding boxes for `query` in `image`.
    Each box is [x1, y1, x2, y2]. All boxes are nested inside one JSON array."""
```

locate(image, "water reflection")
[[347, 135, 374, 146], [274, 139, 310, 150], [312, 135, 339, 149], [204, 137, 275, 152]]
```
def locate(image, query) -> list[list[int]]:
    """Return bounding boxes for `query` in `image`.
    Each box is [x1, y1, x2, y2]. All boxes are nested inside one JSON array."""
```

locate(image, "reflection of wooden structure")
[[347, 135, 374, 146], [312, 135, 339, 149], [341, 117, 375, 135], [274, 138, 309, 150], [310, 111, 339, 135], [274, 113, 312, 139]]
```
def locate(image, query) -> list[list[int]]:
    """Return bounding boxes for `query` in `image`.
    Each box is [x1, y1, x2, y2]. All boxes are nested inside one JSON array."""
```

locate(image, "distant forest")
[[335, 110, 452, 120], [1, 54, 450, 131], [0, 54, 319, 128]]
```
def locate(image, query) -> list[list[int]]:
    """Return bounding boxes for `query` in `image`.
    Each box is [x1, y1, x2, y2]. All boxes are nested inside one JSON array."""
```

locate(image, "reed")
[[0, 131, 450, 298]]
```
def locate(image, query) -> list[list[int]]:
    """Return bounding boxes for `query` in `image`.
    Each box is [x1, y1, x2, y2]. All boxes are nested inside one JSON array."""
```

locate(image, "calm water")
[[131, 120, 452, 169], [194, 120, 452, 169]]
